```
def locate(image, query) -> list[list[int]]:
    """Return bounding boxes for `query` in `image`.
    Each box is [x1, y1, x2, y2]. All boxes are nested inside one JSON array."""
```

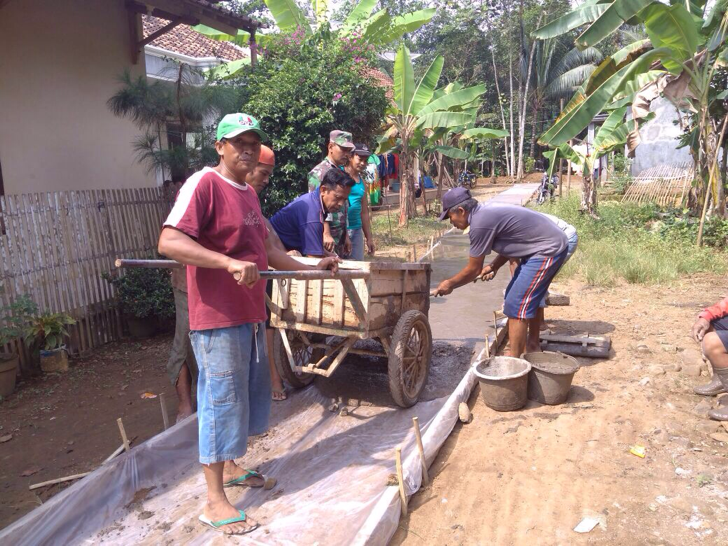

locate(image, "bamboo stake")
[[159, 393, 170, 431], [412, 245, 417, 262], [29, 472, 91, 491], [117, 418, 130, 453], [412, 417, 429, 485], [493, 311, 499, 344], [395, 447, 408, 516]]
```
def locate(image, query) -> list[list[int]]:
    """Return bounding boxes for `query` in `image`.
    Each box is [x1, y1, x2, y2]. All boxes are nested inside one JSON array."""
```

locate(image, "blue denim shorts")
[[504, 248, 568, 320], [190, 323, 271, 464]]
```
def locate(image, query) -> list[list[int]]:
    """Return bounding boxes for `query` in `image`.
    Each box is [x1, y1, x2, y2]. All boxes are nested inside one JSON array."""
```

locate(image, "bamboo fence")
[[622, 163, 693, 207], [0, 187, 174, 372]]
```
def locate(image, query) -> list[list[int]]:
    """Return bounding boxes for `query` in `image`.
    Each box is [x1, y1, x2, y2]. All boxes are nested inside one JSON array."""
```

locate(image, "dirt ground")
[[0, 334, 179, 529], [393, 274, 728, 545]]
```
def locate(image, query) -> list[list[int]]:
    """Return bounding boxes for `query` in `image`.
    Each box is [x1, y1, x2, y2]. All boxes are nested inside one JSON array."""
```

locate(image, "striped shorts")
[[504, 248, 568, 320]]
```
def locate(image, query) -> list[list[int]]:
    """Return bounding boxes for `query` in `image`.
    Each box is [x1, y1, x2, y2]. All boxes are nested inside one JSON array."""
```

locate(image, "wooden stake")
[[493, 311, 499, 343], [117, 418, 130, 453], [102, 436, 137, 464], [159, 393, 170, 430], [412, 245, 417, 262], [395, 447, 408, 516], [29, 472, 91, 491], [412, 417, 429, 485], [484, 338, 491, 359]]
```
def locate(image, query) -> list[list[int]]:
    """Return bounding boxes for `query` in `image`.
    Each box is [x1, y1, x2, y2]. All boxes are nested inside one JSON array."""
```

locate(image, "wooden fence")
[[0, 188, 173, 372]]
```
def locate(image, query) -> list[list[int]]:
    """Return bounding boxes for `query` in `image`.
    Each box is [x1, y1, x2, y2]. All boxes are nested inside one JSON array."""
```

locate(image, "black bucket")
[[474, 357, 531, 411], [523, 351, 580, 405]]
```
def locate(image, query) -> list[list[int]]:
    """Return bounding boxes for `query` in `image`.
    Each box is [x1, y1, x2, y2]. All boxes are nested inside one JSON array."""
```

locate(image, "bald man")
[[247, 146, 290, 401]]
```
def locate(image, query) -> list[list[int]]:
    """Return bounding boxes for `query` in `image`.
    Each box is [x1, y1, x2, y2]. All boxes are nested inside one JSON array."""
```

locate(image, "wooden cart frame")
[[269, 258, 433, 408]]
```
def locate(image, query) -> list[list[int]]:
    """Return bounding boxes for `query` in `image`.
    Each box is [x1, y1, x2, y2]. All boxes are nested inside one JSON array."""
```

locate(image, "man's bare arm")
[[158, 227, 259, 286]]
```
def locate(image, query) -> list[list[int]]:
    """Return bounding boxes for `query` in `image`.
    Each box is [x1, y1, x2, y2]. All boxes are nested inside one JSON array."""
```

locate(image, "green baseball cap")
[[329, 130, 355, 150], [216, 113, 268, 142]]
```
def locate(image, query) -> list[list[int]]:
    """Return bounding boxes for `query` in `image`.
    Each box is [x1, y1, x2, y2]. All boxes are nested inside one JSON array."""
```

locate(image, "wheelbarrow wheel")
[[272, 330, 323, 389], [388, 310, 432, 408]]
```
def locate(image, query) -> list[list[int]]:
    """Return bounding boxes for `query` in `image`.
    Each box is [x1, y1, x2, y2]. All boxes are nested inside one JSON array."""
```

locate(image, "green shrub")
[[103, 268, 174, 319], [235, 27, 389, 217], [0, 295, 37, 348], [524, 156, 535, 173], [25, 312, 76, 351], [536, 195, 727, 286]]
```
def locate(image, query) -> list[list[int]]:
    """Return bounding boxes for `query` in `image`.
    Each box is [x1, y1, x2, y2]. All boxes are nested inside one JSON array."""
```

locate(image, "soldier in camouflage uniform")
[[308, 130, 354, 256]]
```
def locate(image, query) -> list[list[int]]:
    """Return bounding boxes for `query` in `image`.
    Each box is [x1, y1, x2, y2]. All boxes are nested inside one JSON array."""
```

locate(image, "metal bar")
[[115, 258, 370, 279]]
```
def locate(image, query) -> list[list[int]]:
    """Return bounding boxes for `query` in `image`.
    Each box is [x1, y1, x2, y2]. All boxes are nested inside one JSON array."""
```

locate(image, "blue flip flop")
[[224, 469, 267, 488], [198, 509, 258, 534]]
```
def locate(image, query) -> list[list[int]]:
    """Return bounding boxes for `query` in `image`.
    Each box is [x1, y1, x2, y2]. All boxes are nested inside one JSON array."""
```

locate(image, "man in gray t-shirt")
[[431, 188, 568, 357]]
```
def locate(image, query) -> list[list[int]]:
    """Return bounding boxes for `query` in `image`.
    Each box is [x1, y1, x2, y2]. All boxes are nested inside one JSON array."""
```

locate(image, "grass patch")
[[536, 195, 727, 287], [371, 209, 444, 251]]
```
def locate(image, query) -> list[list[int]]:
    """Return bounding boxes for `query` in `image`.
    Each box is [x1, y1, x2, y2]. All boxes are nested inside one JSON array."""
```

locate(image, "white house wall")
[[631, 96, 693, 175], [0, 0, 156, 195]]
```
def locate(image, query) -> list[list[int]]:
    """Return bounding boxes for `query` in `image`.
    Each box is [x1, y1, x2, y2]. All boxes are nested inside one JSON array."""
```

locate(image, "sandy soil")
[[392, 275, 728, 545]]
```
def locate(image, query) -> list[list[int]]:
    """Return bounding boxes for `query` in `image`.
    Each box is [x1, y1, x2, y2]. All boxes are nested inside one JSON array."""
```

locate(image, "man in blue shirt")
[[271, 169, 355, 257]]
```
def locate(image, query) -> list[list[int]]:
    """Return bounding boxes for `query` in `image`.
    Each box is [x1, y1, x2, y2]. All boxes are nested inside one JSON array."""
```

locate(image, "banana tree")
[[534, 0, 728, 228], [376, 46, 489, 226], [194, 0, 435, 54], [544, 105, 655, 216]]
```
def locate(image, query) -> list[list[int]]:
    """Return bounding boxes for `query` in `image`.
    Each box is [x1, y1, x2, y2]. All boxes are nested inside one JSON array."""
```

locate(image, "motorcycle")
[[458, 170, 477, 189], [536, 173, 559, 204]]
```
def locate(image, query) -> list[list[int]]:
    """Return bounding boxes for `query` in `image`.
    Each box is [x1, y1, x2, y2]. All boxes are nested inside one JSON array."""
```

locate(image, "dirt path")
[[0, 335, 177, 529], [393, 275, 728, 545]]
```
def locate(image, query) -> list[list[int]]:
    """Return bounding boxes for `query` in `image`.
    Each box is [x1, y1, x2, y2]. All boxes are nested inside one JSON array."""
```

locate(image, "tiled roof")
[[362, 66, 394, 101], [143, 15, 247, 61]]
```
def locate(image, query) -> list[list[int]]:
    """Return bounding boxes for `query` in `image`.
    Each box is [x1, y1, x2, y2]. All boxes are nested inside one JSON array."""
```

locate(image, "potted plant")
[[25, 312, 76, 373], [0, 294, 37, 396], [103, 267, 175, 338]]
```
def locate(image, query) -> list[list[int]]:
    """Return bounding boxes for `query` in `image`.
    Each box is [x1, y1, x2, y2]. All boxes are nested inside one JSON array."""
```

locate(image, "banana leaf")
[[394, 46, 416, 113], [416, 111, 476, 130], [539, 47, 675, 146], [592, 106, 628, 151], [576, 0, 654, 50], [532, 2, 609, 40], [433, 145, 470, 159], [366, 9, 436, 45], [586, 40, 653, 95], [642, 3, 700, 73], [460, 127, 510, 139], [192, 24, 275, 47], [360, 9, 391, 41], [703, 0, 727, 29], [409, 56, 444, 116], [205, 58, 251, 79], [310, 0, 329, 23], [263, 0, 310, 33], [417, 84, 486, 116], [342, 0, 378, 32]]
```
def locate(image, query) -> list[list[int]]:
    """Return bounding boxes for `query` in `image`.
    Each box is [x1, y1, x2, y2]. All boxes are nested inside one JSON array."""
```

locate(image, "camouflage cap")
[[329, 130, 355, 150]]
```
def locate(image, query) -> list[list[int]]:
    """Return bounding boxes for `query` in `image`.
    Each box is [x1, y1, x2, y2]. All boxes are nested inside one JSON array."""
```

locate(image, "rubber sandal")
[[272, 388, 288, 401], [224, 470, 276, 490], [198, 509, 258, 534]]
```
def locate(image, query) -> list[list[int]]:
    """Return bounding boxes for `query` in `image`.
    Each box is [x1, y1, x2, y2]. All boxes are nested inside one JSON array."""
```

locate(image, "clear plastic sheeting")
[[0, 361, 479, 546]]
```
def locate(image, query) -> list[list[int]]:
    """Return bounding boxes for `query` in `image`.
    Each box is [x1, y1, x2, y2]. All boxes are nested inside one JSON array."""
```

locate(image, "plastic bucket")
[[474, 357, 531, 411], [523, 351, 580, 405]]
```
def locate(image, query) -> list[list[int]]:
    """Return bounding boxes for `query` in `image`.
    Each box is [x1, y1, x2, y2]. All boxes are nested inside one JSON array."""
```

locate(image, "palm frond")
[[543, 65, 597, 100], [107, 70, 171, 128], [550, 46, 603, 80]]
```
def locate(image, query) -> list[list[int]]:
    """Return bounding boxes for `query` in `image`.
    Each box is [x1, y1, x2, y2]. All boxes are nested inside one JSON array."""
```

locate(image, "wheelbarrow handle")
[[114, 259, 370, 280]]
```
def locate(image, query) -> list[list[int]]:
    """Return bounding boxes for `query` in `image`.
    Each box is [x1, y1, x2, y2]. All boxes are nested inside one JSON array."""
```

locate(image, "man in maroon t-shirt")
[[159, 113, 337, 535]]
